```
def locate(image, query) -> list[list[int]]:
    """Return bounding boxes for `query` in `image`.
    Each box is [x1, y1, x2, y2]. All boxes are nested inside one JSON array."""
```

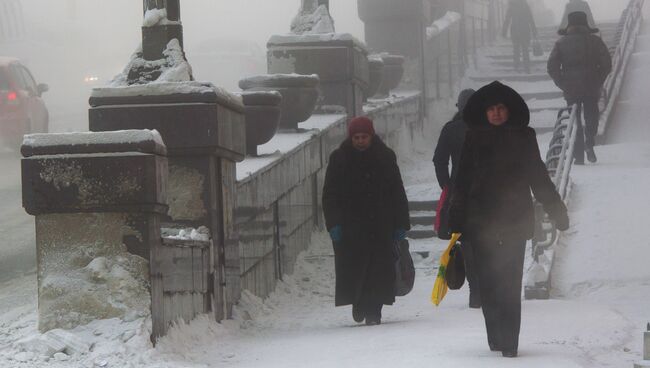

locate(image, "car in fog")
[[0, 57, 49, 149]]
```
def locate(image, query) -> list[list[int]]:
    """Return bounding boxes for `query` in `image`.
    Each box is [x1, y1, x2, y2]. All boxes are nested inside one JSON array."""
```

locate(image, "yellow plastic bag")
[[431, 233, 461, 306]]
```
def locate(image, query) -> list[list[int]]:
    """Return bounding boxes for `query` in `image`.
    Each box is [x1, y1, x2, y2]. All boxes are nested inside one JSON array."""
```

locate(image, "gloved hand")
[[393, 228, 407, 242], [554, 211, 570, 231], [329, 225, 343, 242]]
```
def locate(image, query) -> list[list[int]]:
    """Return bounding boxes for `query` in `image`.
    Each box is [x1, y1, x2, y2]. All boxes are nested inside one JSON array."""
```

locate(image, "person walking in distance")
[[449, 81, 569, 357], [322, 116, 411, 326], [503, 0, 538, 74], [548, 11, 612, 164], [432, 88, 481, 309]]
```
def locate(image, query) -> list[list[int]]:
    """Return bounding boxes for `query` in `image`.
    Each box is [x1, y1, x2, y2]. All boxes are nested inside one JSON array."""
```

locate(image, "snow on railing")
[[525, 106, 578, 300], [600, 0, 645, 136], [525, 0, 645, 300], [426, 11, 462, 40]]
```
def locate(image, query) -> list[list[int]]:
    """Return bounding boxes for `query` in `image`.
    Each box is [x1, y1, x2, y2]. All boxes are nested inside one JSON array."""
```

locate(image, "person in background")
[[322, 116, 411, 326], [432, 88, 481, 309], [449, 81, 569, 358], [559, 0, 596, 31], [548, 11, 611, 164], [503, 0, 538, 74]]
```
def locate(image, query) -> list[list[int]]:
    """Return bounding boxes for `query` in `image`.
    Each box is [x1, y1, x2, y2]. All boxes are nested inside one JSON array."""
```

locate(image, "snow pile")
[[39, 248, 150, 332], [142, 8, 180, 27], [427, 11, 462, 40], [5, 316, 155, 367], [105, 39, 192, 87], [163, 226, 210, 242], [290, 4, 335, 35]]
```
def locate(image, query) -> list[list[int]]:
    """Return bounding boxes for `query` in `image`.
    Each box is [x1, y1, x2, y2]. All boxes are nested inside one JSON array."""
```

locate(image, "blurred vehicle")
[[186, 38, 266, 91], [0, 57, 49, 149]]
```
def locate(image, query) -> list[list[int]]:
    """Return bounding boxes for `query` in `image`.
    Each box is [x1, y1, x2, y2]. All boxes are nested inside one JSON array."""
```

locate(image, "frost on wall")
[[166, 164, 207, 221], [36, 213, 150, 332], [290, 4, 335, 35]]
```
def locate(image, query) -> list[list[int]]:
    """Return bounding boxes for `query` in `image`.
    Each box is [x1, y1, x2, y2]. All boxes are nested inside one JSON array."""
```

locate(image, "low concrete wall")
[[235, 92, 423, 300]]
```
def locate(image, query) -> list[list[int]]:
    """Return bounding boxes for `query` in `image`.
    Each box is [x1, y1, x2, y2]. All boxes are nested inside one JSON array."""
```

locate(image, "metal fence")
[[525, 0, 645, 300]]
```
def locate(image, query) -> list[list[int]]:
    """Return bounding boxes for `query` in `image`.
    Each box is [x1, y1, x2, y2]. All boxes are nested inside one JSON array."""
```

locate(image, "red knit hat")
[[348, 116, 375, 137]]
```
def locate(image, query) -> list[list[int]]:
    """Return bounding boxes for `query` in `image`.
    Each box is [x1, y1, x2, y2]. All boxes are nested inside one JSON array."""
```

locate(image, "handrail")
[[599, 0, 645, 136], [525, 0, 644, 300]]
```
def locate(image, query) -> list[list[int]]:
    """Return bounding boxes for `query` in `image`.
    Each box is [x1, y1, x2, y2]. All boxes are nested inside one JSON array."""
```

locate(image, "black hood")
[[462, 81, 530, 128]]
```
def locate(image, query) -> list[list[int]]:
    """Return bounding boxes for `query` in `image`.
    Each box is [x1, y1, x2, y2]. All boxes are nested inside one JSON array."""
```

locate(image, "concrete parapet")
[[267, 34, 369, 118], [89, 87, 246, 331], [21, 130, 168, 332]]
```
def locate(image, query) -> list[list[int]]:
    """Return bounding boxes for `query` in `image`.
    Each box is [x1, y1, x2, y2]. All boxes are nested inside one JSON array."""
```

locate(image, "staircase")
[[465, 23, 620, 134]]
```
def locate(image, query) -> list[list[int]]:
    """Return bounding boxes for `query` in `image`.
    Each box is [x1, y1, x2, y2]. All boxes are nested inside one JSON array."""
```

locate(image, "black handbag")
[[395, 239, 415, 297], [445, 242, 465, 290]]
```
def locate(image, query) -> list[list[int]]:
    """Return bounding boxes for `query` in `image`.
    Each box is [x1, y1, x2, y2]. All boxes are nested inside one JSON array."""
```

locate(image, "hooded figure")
[[433, 88, 481, 309], [559, 0, 597, 32], [548, 11, 611, 163], [322, 116, 411, 326], [449, 81, 569, 357], [502, 0, 538, 73]]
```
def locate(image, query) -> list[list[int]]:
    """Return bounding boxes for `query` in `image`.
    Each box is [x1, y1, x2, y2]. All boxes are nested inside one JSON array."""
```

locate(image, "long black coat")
[[503, 0, 537, 44], [433, 112, 468, 189], [322, 136, 410, 306], [548, 26, 612, 100], [449, 82, 568, 242]]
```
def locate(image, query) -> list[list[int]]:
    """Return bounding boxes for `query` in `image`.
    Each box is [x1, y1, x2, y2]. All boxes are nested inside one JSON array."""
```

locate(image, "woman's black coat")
[[322, 136, 411, 306], [449, 82, 568, 241]]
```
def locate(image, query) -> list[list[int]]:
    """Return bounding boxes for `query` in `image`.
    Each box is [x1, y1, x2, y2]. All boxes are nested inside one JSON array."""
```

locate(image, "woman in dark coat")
[[449, 81, 569, 357], [322, 116, 411, 326], [433, 88, 481, 309]]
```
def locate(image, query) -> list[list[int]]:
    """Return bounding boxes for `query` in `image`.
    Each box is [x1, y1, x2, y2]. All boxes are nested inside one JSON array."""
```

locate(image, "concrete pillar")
[[142, 0, 183, 61], [357, 0, 428, 93], [21, 130, 168, 332], [267, 35, 369, 117], [88, 87, 246, 322]]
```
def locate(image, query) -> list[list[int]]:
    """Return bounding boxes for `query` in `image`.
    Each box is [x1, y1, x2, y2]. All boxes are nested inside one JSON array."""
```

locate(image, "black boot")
[[469, 292, 482, 309], [352, 304, 365, 323], [502, 350, 518, 358], [586, 147, 597, 163], [365, 304, 382, 326], [488, 342, 501, 352]]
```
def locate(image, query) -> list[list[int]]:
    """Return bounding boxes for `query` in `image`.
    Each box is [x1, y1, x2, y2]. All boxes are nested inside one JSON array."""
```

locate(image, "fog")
[[2, 0, 629, 133]]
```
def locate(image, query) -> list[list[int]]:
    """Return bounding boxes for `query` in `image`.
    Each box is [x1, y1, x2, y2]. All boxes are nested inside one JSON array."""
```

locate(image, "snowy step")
[[408, 200, 437, 212], [521, 90, 564, 100], [410, 214, 435, 226]]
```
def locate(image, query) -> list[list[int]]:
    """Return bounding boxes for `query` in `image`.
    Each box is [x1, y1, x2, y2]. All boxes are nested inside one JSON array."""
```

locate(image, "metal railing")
[[600, 0, 646, 136], [524, 106, 579, 300], [525, 0, 645, 300]]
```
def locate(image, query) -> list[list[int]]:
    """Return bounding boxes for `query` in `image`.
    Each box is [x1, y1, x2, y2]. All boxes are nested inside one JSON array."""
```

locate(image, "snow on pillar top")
[[291, 0, 335, 35], [21, 130, 167, 157]]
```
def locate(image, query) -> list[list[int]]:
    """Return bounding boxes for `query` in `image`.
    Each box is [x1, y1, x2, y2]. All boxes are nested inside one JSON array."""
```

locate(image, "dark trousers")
[[567, 96, 600, 162], [472, 237, 527, 351], [513, 40, 531, 72], [461, 240, 480, 302]]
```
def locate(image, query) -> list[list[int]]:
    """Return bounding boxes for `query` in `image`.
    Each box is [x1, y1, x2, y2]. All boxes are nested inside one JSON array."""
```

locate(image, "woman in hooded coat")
[[322, 116, 411, 326], [449, 81, 569, 357]]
